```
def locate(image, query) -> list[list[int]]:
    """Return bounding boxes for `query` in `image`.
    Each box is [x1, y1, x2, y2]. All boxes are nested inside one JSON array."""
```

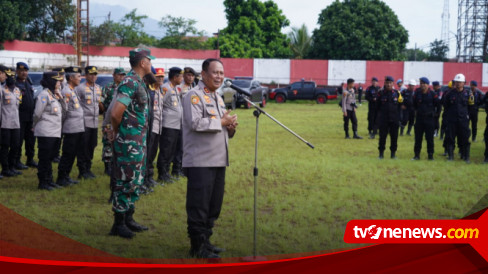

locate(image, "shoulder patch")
[[191, 95, 200, 105], [41, 97, 47, 104]]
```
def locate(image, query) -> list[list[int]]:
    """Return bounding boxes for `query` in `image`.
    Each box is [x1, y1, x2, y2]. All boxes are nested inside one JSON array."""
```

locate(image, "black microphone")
[[224, 80, 252, 97]]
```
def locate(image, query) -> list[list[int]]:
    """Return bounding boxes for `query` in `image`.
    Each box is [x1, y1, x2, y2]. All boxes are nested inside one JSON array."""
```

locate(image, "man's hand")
[[105, 127, 115, 142], [343, 112, 347, 117], [221, 109, 237, 127]]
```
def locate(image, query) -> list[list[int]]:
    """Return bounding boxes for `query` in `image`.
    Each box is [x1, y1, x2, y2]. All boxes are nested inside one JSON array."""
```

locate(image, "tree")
[[0, 1, 23, 47], [25, 0, 75, 43], [428, 39, 449, 61], [90, 20, 118, 46], [219, 0, 293, 58], [114, 9, 157, 47], [403, 48, 429, 61], [309, 0, 408, 60], [288, 24, 312, 59], [157, 15, 211, 50]]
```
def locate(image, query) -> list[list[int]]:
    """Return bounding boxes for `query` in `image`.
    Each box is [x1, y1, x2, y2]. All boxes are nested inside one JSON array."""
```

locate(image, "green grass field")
[[0, 101, 487, 259]]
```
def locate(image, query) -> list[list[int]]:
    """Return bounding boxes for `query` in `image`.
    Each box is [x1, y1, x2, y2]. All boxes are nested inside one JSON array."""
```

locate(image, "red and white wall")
[[1, 40, 487, 90]]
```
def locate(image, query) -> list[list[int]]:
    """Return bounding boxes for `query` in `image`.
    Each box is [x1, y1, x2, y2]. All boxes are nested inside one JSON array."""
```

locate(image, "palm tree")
[[288, 24, 312, 59]]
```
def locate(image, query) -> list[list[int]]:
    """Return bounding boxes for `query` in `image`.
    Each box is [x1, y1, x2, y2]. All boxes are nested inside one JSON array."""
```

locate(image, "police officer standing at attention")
[[109, 48, 153, 239], [376, 76, 403, 159], [56, 66, 84, 186], [14, 62, 37, 170], [482, 91, 488, 163], [157, 67, 183, 183], [342, 78, 362, 139], [432, 81, 442, 137], [101, 68, 126, 176], [34, 72, 65, 190], [412, 77, 440, 160], [75, 66, 102, 179], [365, 77, 380, 139], [443, 74, 471, 163], [183, 58, 237, 258], [400, 79, 415, 136], [1, 67, 23, 177], [357, 84, 363, 105], [468, 80, 483, 142], [145, 68, 165, 187]]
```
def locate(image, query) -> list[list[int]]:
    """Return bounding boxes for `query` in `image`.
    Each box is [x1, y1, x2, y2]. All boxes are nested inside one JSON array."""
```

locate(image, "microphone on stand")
[[224, 80, 252, 97]]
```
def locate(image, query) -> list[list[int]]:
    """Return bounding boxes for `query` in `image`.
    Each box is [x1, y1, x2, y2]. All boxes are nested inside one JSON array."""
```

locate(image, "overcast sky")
[[90, 0, 458, 57]]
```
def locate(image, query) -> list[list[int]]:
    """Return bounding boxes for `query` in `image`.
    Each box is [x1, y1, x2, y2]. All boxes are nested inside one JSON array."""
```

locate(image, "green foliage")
[[0, 102, 486, 258], [0, 0, 23, 46], [25, 0, 76, 43], [90, 20, 118, 46], [403, 48, 429, 61], [309, 0, 409, 60], [220, 0, 293, 58], [288, 24, 312, 59], [428, 39, 449, 61], [114, 9, 157, 47], [157, 15, 210, 50]]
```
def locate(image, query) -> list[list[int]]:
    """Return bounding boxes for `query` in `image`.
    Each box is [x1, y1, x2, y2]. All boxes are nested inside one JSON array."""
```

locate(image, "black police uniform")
[[412, 88, 441, 159], [467, 88, 484, 142], [15, 76, 36, 168], [443, 88, 471, 161], [482, 92, 488, 162], [433, 87, 443, 136], [375, 88, 402, 158], [365, 85, 380, 138], [357, 85, 363, 104], [400, 88, 415, 135]]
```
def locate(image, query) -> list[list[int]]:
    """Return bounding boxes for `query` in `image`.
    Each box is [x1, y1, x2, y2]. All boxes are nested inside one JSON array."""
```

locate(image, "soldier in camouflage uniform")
[[109, 48, 153, 239], [101, 67, 126, 176]]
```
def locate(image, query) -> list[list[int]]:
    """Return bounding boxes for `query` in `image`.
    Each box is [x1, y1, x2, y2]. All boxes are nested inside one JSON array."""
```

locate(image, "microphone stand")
[[241, 97, 314, 262]]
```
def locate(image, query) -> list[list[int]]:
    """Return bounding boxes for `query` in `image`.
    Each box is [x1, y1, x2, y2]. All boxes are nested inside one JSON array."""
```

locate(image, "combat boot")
[[52, 156, 60, 163], [412, 153, 420, 160], [125, 208, 148, 232], [1, 169, 16, 177], [464, 144, 471, 164], [189, 235, 219, 259], [109, 212, 134, 239], [10, 168, 22, 176], [56, 176, 71, 187], [104, 162, 112, 176], [484, 157, 488, 164], [378, 151, 384, 159], [14, 160, 28, 170], [158, 172, 175, 184], [353, 131, 363, 139], [205, 233, 225, 254], [26, 158, 38, 168], [345, 130, 350, 139], [447, 147, 454, 161], [428, 154, 434, 161], [391, 151, 397, 159]]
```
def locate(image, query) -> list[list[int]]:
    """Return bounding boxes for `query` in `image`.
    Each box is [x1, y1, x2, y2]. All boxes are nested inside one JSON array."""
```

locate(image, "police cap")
[[16, 62, 29, 71]]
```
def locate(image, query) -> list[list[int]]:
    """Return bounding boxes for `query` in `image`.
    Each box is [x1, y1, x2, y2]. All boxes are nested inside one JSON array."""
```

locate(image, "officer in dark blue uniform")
[[400, 79, 415, 136], [14, 62, 37, 169], [432, 81, 442, 137], [468, 80, 484, 142], [412, 77, 441, 160], [375, 76, 403, 159], [482, 91, 488, 163], [365, 77, 380, 139], [443, 74, 471, 163]]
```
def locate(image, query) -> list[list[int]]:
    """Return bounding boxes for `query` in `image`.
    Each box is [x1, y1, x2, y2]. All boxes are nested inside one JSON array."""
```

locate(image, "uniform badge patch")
[[41, 97, 47, 104], [204, 95, 211, 104], [191, 95, 200, 105], [204, 87, 210, 93]]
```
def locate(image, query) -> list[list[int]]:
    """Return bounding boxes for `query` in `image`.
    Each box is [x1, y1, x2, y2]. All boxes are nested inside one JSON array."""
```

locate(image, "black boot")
[[52, 156, 60, 163], [378, 151, 384, 159], [442, 148, 447, 156], [400, 127, 404, 136], [407, 125, 413, 136], [464, 144, 471, 164], [447, 147, 454, 161], [345, 131, 350, 139], [10, 167, 22, 176], [125, 208, 148, 232], [428, 154, 434, 160], [56, 176, 72, 187], [109, 212, 135, 238], [26, 158, 38, 168], [104, 162, 112, 176], [391, 151, 397, 159], [189, 234, 219, 258], [353, 131, 363, 139], [1, 168, 15, 177], [412, 153, 420, 160], [14, 159, 28, 170], [38, 179, 54, 191], [205, 234, 225, 254], [158, 171, 175, 184]]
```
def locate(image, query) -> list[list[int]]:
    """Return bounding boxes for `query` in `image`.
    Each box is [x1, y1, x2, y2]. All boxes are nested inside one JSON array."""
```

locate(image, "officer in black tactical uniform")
[[412, 77, 441, 160], [375, 76, 403, 159], [468, 80, 484, 142], [365, 77, 380, 139], [400, 79, 415, 136], [482, 91, 488, 163], [443, 74, 471, 163]]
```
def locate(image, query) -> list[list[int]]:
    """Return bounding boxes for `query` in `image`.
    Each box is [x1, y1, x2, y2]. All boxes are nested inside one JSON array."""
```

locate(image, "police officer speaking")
[[182, 58, 237, 258]]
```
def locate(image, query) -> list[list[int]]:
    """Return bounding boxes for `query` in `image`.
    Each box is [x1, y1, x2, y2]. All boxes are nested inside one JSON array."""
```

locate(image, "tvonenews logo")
[[353, 225, 479, 240], [343, 214, 488, 261]]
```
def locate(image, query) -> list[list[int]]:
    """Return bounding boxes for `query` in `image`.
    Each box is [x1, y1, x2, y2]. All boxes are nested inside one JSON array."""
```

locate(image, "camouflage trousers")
[[111, 139, 147, 214], [101, 131, 113, 163]]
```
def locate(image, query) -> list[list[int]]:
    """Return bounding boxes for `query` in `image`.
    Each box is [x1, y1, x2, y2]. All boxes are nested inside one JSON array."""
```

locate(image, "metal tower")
[[76, 0, 90, 66], [456, 0, 488, 62], [441, 0, 450, 50]]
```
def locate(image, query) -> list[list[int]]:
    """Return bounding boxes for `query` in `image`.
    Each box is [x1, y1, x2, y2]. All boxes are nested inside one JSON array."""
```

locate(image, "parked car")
[[81, 74, 113, 88], [270, 81, 338, 104], [222, 77, 269, 109], [27, 72, 44, 98]]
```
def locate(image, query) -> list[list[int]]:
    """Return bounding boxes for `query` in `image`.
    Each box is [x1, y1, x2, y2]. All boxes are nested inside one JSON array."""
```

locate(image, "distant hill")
[[90, 3, 163, 39]]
